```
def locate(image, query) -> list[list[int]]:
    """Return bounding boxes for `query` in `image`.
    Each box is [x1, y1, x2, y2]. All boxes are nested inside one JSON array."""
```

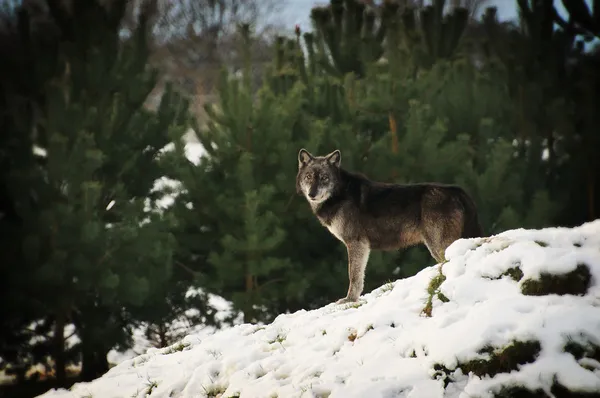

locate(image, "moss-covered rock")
[[563, 335, 600, 371], [490, 380, 600, 398], [491, 385, 548, 398], [432, 340, 541, 388], [436, 339, 600, 397], [520, 263, 592, 296]]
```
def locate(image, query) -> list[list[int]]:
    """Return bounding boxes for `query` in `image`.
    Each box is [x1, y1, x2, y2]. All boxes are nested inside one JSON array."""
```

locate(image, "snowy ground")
[[107, 288, 243, 365], [39, 221, 600, 398]]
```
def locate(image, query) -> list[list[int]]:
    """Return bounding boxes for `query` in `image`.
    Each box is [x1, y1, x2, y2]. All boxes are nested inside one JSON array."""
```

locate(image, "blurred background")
[[1, 0, 598, 396]]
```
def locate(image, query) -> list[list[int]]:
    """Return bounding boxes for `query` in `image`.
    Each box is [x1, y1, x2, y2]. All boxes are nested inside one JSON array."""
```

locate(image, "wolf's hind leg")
[[423, 240, 445, 264], [335, 241, 370, 304], [422, 227, 458, 264], [422, 207, 464, 263]]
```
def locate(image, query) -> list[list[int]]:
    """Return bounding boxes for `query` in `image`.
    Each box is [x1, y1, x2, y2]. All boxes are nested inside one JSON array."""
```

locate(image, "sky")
[[279, 0, 579, 32]]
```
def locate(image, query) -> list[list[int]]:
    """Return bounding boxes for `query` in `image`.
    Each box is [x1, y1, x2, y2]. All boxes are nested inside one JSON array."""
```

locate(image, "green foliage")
[[0, 0, 194, 385], [170, 0, 568, 324], [389, 0, 469, 69], [422, 264, 448, 317], [309, 0, 386, 77]]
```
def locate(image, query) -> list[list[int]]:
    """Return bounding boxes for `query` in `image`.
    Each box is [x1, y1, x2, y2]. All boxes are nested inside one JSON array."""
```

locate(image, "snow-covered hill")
[[39, 221, 600, 398]]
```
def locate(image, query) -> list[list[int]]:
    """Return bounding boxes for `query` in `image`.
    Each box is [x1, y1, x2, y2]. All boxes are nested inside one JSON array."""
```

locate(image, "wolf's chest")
[[323, 217, 344, 242]]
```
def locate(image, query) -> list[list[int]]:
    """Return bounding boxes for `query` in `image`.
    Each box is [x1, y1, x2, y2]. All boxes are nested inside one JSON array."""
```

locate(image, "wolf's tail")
[[457, 189, 484, 238]]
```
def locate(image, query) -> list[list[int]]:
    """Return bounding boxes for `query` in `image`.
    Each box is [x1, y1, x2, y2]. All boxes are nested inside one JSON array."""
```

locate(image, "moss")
[[438, 292, 450, 303], [201, 384, 227, 398], [427, 269, 446, 296], [145, 378, 159, 395], [432, 340, 541, 387], [267, 331, 287, 345], [468, 340, 541, 377], [251, 325, 266, 334], [563, 336, 600, 369], [549, 383, 600, 398], [422, 265, 448, 317], [343, 301, 364, 309], [343, 324, 373, 344], [490, 380, 600, 398], [502, 266, 524, 282], [521, 263, 591, 296], [422, 301, 433, 318], [380, 281, 395, 293], [347, 329, 358, 342], [163, 341, 190, 354], [432, 363, 453, 388], [483, 263, 524, 282], [491, 385, 548, 398]]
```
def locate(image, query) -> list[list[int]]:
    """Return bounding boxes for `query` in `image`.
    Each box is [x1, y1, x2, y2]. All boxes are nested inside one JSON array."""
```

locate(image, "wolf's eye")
[[322, 175, 329, 182]]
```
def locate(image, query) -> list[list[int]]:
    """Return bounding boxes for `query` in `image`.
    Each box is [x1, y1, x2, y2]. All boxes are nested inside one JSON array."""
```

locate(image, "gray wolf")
[[296, 148, 484, 304]]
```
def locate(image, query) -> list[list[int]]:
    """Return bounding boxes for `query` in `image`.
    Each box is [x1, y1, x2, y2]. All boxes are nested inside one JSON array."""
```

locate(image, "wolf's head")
[[296, 148, 342, 204]]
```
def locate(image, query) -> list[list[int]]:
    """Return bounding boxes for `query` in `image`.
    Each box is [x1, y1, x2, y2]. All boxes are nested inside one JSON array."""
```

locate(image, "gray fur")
[[296, 148, 484, 304]]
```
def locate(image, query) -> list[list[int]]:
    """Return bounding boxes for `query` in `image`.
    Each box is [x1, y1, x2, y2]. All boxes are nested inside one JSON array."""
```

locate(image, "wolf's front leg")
[[335, 241, 370, 304]]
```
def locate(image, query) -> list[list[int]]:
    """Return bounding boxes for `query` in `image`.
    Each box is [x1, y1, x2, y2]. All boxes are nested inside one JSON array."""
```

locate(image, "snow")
[[159, 134, 206, 166], [38, 221, 600, 398], [144, 139, 205, 212], [107, 288, 243, 365]]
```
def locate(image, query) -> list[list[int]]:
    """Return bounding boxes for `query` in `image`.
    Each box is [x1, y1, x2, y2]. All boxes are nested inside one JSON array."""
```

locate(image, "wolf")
[[296, 148, 484, 304]]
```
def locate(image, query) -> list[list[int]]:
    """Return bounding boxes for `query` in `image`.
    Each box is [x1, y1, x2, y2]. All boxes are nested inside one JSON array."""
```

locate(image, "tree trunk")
[[53, 312, 67, 387], [244, 267, 254, 324], [588, 169, 595, 220], [159, 323, 168, 347], [80, 343, 109, 382]]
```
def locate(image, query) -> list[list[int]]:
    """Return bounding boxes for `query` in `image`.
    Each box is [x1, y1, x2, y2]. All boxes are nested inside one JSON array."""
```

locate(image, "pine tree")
[[168, 25, 299, 324], [0, 0, 62, 383], [1, 0, 193, 385], [266, 0, 560, 283], [172, 0, 565, 324], [475, 1, 600, 228]]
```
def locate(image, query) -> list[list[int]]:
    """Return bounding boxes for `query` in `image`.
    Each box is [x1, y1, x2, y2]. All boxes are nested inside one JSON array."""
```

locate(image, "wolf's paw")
[[335, 297, 358, 305]]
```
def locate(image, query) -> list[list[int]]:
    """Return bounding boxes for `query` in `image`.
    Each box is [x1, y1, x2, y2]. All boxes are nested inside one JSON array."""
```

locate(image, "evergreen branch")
[[175, 260, 199, 277], [255, 278, 284, 293]]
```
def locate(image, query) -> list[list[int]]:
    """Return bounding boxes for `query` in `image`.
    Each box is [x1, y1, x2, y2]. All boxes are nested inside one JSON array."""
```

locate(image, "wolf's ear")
[[326, 150, 341, 167], [298, 148, 313, 167]]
